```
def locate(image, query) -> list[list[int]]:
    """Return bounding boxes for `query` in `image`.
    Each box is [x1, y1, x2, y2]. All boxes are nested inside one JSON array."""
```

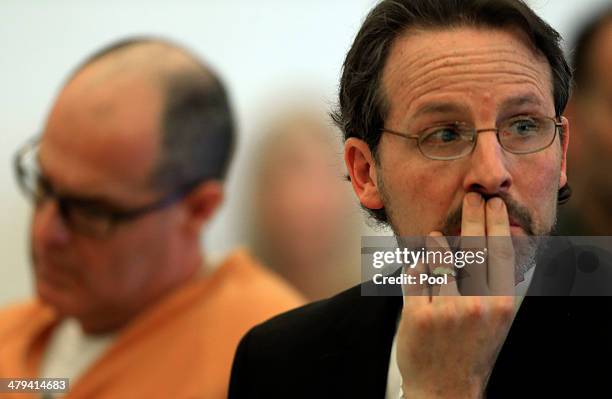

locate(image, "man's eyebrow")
[[409, 95, 545, 122], [412, 102, 470, 118], [39, 168, 122, 207], [499, 94, 544, 110]]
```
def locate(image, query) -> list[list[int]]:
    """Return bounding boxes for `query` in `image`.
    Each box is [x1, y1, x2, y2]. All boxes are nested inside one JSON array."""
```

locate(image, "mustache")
[[441, 193, 534, 236]]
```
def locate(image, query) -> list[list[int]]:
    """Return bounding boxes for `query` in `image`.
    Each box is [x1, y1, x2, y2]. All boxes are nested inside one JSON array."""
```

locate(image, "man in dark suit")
[[229, 1, 612, 397]]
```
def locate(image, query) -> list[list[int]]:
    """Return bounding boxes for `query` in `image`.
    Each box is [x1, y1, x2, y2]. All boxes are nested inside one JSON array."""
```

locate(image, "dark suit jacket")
[[230, 279, 612, 398]]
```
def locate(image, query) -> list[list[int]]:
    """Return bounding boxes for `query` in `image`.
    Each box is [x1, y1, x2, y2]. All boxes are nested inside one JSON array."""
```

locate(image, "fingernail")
[[488, 197, 503, 210], [466, 192, 482, 207]]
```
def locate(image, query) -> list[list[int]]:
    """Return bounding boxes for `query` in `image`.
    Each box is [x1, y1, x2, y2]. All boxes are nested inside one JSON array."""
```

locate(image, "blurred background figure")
[[245, 108, 362, 301], [558, 5, 612, 235], [0, 37, 303, 399]]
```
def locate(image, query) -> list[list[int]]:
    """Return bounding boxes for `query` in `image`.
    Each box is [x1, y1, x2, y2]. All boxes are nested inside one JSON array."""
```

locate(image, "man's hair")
[[331, 0, 572, 224], [75, 37, 235, 192], [155, 67, 234, 191], [571, 6, 612, 91]]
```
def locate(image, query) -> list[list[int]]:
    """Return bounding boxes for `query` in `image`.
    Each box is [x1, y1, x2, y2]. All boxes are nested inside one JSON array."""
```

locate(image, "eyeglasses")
[[382, 115, 563, 160], [14, 138, 201, 239]]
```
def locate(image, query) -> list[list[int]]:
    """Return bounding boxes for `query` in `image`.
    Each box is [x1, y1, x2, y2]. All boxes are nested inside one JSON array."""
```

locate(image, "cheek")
[[412, 170, 456, 211], [79, 225, 165, 300], [513, 154, 561, 225], [76, 241, 135, 301], [382, 160, 462, 234]]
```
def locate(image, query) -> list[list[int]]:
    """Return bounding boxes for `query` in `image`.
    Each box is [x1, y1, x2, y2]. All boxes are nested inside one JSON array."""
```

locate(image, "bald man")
[[0, 38, 303, 399]]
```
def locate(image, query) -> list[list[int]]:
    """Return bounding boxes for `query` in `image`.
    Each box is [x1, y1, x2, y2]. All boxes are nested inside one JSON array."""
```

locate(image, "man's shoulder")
[[207, 248, 305, 311], [247, 282, 365, 342], [0, 299, 51, 322], [212, 249, 302, 294], [0, 299, 55, 339], [241, 274, 402, 355], [244, 266, 403, 342], [254, 285, 367, 335], [229, 282, 401, 397]]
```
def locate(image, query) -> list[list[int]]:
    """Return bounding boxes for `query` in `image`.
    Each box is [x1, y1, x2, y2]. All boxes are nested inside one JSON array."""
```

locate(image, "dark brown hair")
[[332, 0, 572, 223]]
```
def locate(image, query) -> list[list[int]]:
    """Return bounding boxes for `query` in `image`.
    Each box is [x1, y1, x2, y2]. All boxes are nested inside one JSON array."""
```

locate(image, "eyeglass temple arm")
[[381, 129, 420, 140]]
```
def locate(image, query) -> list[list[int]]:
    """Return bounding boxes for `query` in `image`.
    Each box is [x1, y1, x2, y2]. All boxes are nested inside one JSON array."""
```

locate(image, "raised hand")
[[397, 193, 517, 399]]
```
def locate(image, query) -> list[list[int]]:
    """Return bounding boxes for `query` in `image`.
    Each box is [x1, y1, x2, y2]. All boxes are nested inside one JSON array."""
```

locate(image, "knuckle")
[[493, 297, 515, 320], [463, 220, 484, 232], [412, 307, 434, 329], [440, 305, 458, 324], [492, 245, 515, 262], [465, 299, 484, 318]]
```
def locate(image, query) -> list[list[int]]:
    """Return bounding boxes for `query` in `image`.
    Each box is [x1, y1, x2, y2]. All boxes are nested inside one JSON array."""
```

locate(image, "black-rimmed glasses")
[[14, 138, 201, 239]]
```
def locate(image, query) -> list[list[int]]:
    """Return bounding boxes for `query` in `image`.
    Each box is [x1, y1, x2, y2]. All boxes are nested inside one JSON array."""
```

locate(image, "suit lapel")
[[316, 286, 401, 397]]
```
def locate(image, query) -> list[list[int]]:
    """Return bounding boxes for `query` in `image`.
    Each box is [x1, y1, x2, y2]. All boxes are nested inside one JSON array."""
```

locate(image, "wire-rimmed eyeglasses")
[[382, 115, 563, 160]]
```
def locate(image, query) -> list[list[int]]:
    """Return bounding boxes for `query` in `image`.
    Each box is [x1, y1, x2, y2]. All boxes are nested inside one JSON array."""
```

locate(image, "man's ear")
[[181, 180, 223, 235], [559, 116, 570, 188], [344, 138, 384, 210], [563, 97, 582, 164]]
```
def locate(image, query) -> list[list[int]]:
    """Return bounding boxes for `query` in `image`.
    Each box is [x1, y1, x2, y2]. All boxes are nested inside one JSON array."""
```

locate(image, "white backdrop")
[[1, 0, 608, 305]]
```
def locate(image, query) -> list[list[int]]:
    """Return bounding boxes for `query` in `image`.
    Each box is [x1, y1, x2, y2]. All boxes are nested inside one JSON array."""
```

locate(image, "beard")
[[377, 173, 559, 285]]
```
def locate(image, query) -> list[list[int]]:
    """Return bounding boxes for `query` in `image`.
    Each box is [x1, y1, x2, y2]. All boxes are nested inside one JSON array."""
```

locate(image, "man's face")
[[258, 130, 353, 259], [571, 21, 612, 198], [575, 21, 612, 151], [351, 27, 568, 237], [32, 69, 185, 323]]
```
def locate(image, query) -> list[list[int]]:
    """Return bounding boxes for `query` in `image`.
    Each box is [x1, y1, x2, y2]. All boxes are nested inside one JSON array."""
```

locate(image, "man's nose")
[[32, 199, 71, 247], [462, 131, 513, 197]]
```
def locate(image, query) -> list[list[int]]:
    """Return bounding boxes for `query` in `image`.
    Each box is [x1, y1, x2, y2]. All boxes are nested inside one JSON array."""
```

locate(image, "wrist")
[[401, 381, 484, 399]]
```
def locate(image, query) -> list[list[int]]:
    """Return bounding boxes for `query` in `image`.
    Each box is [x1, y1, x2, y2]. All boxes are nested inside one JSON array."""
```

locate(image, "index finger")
[[485, 197, 515, 295], [459, 193, 488, 295], [400, 237, 431, 310], [427, 231, 460, 298]]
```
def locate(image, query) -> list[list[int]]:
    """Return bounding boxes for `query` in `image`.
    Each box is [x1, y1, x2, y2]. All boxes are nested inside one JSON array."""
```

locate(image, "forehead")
[[381, 26, 555, 125], [39, 68, 163, 196]]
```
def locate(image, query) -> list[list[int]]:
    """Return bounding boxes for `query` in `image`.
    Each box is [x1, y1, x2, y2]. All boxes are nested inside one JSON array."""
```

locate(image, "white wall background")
[[1, 0, 609, 305]]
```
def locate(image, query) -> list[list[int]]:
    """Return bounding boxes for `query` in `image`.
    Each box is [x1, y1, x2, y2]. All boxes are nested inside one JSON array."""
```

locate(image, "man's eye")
[[423, 128, 462, 144], [67, 203, 113, 222], [509, 118, 539, 137], [62, 203, 114, 235], [33, 176, 53, 201]]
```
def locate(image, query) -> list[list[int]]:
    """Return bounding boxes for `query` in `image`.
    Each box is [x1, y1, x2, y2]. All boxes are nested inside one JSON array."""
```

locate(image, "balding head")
[[59, 37, 235, 191], [27, 37, 233, 333], [74, 39, 206, 83]]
